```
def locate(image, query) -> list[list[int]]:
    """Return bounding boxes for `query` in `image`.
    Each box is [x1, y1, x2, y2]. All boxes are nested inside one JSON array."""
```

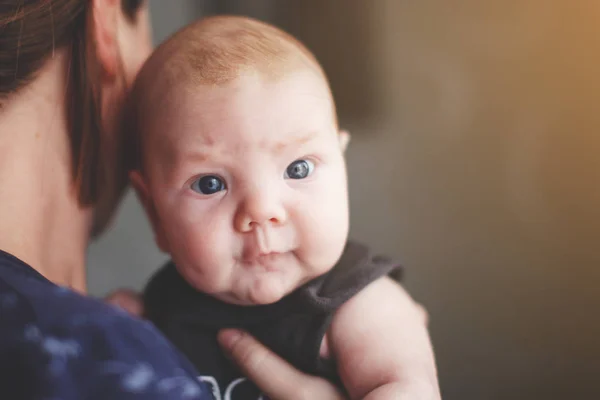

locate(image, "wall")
[[87, 1, 600, 399]]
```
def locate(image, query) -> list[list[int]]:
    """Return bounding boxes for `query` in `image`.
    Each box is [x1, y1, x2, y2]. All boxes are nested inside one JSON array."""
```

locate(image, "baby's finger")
[[104, 288, 144, 317]]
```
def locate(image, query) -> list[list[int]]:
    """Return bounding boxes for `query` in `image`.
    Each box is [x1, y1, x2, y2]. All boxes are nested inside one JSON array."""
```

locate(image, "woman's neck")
[[0, 50, 91, 293]]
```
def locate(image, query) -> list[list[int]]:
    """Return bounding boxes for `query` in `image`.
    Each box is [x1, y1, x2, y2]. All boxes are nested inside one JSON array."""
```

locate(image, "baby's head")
[[130, 16, 350, 305]]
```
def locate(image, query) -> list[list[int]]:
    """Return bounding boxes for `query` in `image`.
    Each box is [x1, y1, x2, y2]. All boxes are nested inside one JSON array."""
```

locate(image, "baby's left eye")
[[284, 159, 314, 180]]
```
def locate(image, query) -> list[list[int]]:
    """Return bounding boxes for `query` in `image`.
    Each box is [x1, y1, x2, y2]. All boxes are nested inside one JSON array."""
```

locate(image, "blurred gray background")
[[87, 1, 600, 399]]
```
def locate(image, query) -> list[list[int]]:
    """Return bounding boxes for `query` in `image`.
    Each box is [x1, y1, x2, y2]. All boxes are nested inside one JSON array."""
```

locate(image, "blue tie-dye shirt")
[[0, 249, 214, 400]]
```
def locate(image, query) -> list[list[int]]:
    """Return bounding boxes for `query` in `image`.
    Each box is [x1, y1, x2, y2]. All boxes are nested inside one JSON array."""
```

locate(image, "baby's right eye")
[[190, 175, 226, 195]]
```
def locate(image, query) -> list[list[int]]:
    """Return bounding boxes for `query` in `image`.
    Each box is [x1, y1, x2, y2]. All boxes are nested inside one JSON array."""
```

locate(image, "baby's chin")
[[221, 274, 300, 306], [244, 276, 294, 305]]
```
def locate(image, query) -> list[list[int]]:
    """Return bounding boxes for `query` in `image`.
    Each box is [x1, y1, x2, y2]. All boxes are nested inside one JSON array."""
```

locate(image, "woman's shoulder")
[[0, 249, 214, 399]]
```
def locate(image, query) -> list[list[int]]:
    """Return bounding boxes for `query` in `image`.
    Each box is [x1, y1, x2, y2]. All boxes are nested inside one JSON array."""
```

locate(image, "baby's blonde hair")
[[167, 15, 325, 84]]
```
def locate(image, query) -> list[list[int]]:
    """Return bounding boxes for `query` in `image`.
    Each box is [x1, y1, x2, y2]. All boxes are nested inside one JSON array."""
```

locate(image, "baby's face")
[[137, 70, 349, 305]]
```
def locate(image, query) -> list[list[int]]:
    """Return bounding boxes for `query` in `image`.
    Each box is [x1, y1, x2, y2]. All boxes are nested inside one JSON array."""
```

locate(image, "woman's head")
[[0, 0, 152, 235]]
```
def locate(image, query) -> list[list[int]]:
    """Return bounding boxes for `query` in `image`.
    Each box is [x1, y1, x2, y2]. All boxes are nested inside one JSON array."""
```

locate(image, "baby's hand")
[[104, 288, 144, 316]]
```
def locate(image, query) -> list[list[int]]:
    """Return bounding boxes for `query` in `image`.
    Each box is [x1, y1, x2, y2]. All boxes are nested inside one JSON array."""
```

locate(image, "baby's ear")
[[129, 171, 170, 253], [338, 130, 351, 153]]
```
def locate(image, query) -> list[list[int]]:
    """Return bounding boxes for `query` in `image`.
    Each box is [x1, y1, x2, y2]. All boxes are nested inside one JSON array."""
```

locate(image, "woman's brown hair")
[[0, 0, 144, 205]]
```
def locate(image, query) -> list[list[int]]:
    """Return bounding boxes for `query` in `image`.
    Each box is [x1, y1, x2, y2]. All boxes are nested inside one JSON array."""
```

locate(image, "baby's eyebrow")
[[182, 151, 211, 163], [273, 131, 318, 152]]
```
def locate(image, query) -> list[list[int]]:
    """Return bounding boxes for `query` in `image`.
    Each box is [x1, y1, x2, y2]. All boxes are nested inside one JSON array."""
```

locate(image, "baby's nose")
[[234, 192, 287, 232]]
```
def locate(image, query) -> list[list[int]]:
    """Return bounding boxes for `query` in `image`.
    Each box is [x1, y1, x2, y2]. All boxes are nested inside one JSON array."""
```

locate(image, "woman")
[[0, 0, 438, 398]]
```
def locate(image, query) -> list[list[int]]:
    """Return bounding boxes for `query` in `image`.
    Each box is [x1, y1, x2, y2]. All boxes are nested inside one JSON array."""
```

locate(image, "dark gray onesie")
[[144, 241, 402, 400]]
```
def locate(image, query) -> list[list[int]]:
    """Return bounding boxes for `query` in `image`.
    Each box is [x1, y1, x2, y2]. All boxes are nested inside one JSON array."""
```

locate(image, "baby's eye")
[[284, 159, 314, 180], [190, 175, 226, 195]]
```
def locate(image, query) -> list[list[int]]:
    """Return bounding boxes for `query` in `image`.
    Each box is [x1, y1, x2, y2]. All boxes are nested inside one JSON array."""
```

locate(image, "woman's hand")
[[217, 329, 346, 400], [105, 289, 345, 398], [105, 289, 345, 399]]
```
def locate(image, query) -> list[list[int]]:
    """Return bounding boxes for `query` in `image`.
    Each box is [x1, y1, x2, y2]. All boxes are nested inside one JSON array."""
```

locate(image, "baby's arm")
[[328, 277, 441, 400]]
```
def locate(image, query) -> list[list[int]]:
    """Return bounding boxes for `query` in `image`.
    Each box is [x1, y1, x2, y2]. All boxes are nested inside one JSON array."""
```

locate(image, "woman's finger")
[[218, 329, 345, 400]]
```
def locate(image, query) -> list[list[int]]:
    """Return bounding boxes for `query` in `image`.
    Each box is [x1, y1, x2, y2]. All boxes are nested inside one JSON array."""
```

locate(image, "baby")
[[129, 15, 436, 400]]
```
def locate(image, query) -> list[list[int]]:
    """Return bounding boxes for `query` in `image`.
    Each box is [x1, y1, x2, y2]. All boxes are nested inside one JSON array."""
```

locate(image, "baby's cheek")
[[179, 224, 215, 261], [175, 213, 232, 268], [313, 220, 348, 271], [311, 186, 348, 235], [170, 228, 225, 292]]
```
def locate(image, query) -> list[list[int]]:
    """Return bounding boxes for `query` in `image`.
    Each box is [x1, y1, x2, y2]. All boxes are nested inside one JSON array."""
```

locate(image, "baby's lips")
[[242, 250, 278, 263]]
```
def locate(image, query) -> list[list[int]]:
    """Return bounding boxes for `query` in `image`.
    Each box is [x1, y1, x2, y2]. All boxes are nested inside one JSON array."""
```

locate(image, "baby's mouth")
[[242, 251, 287, 270], [257, 251, 282, 261], [243, 250, 279, 262]]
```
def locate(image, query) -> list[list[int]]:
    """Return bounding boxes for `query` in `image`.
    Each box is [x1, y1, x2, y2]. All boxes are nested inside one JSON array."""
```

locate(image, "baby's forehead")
[[156, 65, 331, 125], [144, 78, 333, 160], [135, 43, 324, 137]]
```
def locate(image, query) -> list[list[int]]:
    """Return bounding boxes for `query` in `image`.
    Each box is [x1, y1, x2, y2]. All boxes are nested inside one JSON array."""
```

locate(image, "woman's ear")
[[129, 171, 170, 253], [338, 130, 351, 153], [90, 0, 121, 80]]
